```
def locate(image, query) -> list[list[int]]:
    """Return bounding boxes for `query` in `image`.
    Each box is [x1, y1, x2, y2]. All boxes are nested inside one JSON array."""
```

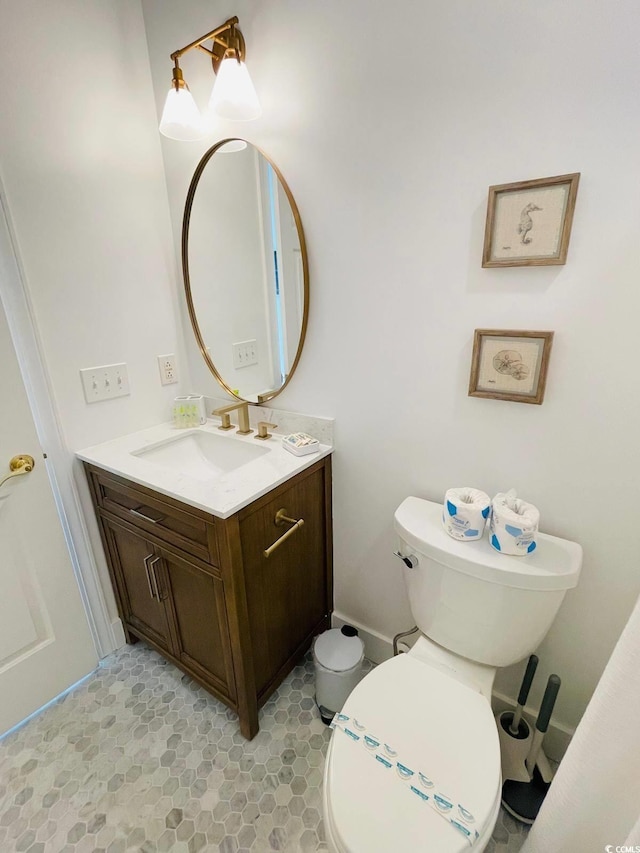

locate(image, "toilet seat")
[[323, 653, 502, 853]]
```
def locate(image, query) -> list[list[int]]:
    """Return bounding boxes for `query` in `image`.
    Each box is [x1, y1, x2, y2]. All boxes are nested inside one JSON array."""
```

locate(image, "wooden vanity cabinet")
[[84, 456, 332, 739]]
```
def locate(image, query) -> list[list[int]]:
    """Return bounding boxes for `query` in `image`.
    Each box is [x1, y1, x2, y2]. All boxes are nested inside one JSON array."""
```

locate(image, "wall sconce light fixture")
[[159, 16, 261, 142]]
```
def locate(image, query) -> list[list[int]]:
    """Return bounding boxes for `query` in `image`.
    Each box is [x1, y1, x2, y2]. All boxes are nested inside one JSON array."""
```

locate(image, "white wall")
[[143, 0, 640, 732], [0, 0, 184, 623]]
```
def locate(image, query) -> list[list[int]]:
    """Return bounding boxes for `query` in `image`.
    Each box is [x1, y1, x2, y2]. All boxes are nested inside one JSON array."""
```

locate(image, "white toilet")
[[323, 497, 582, 853]]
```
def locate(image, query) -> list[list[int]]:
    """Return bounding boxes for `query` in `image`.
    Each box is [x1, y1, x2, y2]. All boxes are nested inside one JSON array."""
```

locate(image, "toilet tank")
[[394, 497, 582, 668]]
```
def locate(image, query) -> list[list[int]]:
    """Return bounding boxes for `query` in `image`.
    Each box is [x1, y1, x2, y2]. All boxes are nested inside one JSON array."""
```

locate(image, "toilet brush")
[[525, 674, 560, 777], [510, 655, 538, 736], [495, 654, 538, 784], [501, 674, 561, 824]]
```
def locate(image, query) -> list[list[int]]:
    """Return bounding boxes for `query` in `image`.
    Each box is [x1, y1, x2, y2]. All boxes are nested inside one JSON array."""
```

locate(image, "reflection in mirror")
[[183, 139, 308, 403]]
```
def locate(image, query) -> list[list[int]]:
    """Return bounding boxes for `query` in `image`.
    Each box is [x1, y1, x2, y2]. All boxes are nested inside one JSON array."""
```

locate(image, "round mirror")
[[183, 139, 309, 403]]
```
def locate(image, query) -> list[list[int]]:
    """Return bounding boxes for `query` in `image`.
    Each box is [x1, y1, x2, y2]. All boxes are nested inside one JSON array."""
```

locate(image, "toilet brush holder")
[[501, 674, 561, 824], [497, 653, 539, 784], [496, 711, 533, 783]]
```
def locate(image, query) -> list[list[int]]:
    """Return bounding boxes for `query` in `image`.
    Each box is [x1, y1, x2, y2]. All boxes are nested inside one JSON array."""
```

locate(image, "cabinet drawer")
[[87, 466, 218, 566]]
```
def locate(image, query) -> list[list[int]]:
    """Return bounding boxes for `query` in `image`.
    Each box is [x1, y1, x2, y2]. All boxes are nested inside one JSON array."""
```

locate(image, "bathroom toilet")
[[322, 497, 582, 852]]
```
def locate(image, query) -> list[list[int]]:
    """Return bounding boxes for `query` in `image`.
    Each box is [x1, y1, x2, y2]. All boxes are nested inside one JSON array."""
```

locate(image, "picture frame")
[[482, 173, 580, 267], [468, 329, 554, 404]]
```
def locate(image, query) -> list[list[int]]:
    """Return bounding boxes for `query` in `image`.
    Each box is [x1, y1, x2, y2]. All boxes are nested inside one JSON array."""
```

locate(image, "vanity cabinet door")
[[161, 551, 236, 704], [102, 518, 173, 651], [239, 465, 330, 696]]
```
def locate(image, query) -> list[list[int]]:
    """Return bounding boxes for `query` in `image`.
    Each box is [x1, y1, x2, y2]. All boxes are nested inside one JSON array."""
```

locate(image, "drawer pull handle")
[[148, 556, 163, 600], [264, 508, 305, 558], [131, 506, 165, 524], [143, 554, 156, 600]]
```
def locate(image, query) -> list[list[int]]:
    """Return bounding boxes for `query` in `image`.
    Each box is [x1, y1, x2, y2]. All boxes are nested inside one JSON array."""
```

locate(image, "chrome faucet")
[[212, 401, 253, 435]]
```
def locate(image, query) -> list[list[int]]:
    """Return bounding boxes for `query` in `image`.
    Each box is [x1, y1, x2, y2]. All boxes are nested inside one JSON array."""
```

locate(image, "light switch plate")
[[232, 339, 258, 369], [80, 363, 130, 403]]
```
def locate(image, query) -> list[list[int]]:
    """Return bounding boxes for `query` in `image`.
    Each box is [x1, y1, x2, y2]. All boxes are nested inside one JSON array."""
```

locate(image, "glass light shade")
[[159, 86, 205, 141], [208, 57, 261, 121]]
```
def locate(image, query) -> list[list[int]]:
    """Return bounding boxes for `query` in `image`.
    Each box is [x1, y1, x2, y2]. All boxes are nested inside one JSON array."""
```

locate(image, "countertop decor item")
[[468, 329, 554, 405], [482, 173, 580, 267], [282, 432, 320, 456]]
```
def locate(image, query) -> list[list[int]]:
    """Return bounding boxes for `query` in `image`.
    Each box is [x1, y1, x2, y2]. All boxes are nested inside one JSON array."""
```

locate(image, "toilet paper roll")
[[442, 487, 491, 541], [490, 490, 540, 556]]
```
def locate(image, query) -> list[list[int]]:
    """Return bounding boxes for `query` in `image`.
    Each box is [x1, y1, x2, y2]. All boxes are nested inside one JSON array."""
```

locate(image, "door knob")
[[0, 455, 36, 489]]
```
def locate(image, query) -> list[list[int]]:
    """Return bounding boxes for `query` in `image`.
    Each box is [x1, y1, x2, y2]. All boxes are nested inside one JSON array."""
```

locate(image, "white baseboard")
[[110, 618, 127, 653], [331, 611, 573, 762]]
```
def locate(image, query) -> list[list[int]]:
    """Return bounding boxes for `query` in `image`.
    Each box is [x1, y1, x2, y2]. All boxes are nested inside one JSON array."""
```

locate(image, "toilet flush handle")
[[393, 551, 418, 569]]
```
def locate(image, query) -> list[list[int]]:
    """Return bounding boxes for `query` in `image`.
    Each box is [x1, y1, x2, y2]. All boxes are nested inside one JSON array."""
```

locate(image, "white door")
[[0, 299, 96, 736]]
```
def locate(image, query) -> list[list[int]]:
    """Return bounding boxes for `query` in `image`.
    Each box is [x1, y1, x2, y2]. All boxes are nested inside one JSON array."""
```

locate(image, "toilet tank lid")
[[394, 497, 582, 591]]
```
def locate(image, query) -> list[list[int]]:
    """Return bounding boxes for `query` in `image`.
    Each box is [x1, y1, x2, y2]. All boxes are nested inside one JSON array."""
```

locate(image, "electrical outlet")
[[158, 354, 178, 385], [80, 363, 130, 403], [232, 340, 258, 369]]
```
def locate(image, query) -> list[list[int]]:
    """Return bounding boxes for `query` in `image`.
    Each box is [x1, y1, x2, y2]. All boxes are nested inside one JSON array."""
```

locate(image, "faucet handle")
[[213, 409, 234, 431], [255, 421, 278, 441]]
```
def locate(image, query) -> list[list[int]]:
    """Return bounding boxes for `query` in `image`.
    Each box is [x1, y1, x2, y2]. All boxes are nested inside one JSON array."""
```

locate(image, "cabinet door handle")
[[131, 506, 165, 524], [148, 556, 164, 601], [264, 508, 305, 558], [143, 554, 157, 600]]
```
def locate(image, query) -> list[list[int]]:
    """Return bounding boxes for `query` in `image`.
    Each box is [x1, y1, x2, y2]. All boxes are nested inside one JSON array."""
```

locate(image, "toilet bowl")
[[323, 644, 501, 852], [322, 497, 582, 852]]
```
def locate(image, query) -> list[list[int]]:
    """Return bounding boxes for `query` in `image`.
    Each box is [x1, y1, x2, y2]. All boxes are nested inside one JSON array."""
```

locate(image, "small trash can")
[[313, 625, 364, 724]]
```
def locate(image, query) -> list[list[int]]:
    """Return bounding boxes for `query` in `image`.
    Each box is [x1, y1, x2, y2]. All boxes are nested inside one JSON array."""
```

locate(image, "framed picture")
[[468, 329, 554, 404], [482, 173, 580, 267]]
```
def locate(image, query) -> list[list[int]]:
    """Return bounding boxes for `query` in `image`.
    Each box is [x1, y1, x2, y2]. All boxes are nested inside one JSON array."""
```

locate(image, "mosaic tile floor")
[[0, 644, 529, 852]]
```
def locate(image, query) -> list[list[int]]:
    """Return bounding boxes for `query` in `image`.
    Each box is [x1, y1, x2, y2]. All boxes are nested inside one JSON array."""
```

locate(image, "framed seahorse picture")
[[468, 329, 554, 404], [482, 173, 580, 267]]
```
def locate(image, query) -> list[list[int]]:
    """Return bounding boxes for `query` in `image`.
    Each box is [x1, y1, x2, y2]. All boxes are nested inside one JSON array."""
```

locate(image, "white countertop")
[[77, 421, 332, 519]]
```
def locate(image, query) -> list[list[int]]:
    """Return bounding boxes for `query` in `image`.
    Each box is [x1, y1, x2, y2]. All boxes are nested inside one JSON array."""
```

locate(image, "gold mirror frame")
[[182, 139, 309, 404]]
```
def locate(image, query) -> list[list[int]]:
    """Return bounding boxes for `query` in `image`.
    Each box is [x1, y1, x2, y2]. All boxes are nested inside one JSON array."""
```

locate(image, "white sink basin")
[[131, 430, 268, 481]]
